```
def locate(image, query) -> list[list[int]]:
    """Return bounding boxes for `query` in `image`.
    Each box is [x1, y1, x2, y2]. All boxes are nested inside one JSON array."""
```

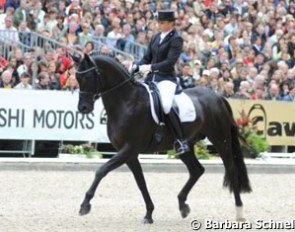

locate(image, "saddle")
[[141, 81, 196, 144], [145, 81, 166, 126], [142, 81, 196, 125], [140, 82, 196, 122]]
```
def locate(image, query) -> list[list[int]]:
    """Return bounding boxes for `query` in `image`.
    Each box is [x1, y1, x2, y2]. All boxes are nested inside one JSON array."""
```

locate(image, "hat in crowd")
[[194, 59, 201, 65], [257, 12, 264, 18], [202, 70, 210, 76], [210, 67, 219, 75], [157, 10, 176, 21]]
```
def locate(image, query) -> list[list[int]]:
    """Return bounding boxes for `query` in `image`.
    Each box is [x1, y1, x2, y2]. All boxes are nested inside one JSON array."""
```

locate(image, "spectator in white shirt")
[[14, 72, 33, 89], [106, 18, 123, 47], [0, 15, 19, 43], [33, 1, 46, 31], [0, 6, 14, 26]]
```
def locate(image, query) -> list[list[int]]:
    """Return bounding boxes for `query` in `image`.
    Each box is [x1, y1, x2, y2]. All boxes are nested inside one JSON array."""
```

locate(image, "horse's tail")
[[222, 97, 252, 193]]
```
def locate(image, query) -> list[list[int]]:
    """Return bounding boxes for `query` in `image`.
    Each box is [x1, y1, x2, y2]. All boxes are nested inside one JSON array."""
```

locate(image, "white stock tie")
[[159, 34, 165, 44]]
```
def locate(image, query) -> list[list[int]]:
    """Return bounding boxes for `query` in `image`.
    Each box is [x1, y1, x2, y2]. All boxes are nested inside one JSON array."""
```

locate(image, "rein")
[[76, 57, 133, 101], [95, 77, 132, 99], [75, 66, 97, 74]]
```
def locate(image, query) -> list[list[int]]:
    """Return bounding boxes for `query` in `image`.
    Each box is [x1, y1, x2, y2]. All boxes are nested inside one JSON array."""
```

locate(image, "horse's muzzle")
[[78, 102, 93, 114]]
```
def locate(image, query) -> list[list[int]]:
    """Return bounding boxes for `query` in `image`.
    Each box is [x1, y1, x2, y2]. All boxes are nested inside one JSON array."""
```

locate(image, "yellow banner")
[[228, 100, 295, 146]]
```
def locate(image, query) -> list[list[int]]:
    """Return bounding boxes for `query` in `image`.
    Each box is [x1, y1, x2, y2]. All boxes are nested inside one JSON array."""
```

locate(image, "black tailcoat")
[[138, 28, 183, 83]]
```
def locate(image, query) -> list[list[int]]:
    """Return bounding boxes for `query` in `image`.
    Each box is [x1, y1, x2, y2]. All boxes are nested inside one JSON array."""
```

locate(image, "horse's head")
[[74, 52, 134, 114], [75, 53, 102, 114]]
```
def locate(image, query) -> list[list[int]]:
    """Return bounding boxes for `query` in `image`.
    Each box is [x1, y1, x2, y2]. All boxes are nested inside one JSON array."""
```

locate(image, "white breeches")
[[156, 80, 177, 114]]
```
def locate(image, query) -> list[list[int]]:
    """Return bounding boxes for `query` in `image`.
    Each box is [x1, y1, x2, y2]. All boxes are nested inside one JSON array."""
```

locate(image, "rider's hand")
[[139, 64, 151, 74]]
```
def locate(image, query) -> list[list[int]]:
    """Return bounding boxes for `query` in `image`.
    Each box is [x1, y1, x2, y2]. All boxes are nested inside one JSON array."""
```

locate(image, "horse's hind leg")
[[79, 145, 132, 216], [208, 134, 248, 221], [178, 149, 205, 218], [127, 158, 154, 224]]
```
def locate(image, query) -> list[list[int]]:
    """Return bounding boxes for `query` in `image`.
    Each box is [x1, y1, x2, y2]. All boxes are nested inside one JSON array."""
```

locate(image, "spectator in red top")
[[0, 56, 8, 73], [60, 64, 76, 88], [202, 0, 214, 8], [243, 47, 255, 65], [0, 0, 5, 9]]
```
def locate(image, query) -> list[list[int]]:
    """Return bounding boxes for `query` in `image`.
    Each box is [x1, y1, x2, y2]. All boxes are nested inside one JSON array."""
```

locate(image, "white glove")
[[128, 62, 138, 73], [139, 64, 151, 73]]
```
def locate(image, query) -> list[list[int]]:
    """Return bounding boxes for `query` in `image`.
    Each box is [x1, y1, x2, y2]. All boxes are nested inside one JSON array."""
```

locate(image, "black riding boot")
[[166, 110, 190, 154]]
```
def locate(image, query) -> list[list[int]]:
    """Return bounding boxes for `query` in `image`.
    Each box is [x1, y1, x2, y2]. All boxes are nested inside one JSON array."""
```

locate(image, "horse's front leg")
[[127, 158, 154, 224], [79, 145, 132, 216], [178, 151, 204, 218]]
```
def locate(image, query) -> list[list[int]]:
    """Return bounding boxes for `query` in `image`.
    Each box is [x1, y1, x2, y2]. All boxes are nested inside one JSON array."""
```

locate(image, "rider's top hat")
[[157, 10, 176, 21]]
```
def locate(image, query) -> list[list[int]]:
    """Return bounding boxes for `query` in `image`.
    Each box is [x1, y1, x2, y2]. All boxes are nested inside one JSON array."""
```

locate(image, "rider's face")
[[157, 20, 174, 32]]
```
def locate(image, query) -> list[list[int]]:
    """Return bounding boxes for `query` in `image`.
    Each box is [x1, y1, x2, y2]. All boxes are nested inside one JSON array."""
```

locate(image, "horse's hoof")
[[236, 217, 246, 222], [180, 204, 190, 218], [79, 204, 91, 216], [142, 217, 154, 224]]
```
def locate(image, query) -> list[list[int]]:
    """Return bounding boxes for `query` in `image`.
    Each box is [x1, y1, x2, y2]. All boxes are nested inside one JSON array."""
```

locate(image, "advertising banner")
[[0, 89, 109, 142], [0, 89, 294, 146], [229, 99, 295, 146]]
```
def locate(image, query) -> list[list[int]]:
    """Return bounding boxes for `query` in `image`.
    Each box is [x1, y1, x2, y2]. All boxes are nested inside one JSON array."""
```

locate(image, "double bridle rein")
[[76, 56, 133, 101]]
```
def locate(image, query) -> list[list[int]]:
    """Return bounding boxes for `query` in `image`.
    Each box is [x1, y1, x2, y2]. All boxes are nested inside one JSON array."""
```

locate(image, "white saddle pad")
[[141, 83, 196, 124]]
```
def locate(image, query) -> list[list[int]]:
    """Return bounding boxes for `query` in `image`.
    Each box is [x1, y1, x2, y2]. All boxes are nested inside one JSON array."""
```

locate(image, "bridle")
[[76, 55, 133, 101]]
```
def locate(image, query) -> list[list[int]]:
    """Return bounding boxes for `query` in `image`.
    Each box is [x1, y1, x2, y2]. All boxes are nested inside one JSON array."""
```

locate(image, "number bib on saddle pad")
[[141, 82, 196, 124]]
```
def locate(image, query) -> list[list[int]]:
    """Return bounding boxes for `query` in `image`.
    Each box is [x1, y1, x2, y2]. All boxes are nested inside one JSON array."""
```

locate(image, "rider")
[[133, 10, 189, 154]]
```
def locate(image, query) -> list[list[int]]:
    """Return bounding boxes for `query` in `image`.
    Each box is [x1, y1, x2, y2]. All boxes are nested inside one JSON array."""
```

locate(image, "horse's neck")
[[99, 57, 140, 114], [101, 80, 137, 114]]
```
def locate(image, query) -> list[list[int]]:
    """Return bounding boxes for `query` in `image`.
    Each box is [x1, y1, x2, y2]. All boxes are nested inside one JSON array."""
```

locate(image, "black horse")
[[74, 53, 251, 223]]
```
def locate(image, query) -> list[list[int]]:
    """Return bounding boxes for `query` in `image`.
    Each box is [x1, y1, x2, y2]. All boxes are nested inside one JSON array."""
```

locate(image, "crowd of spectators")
[[0, 0, 294, 101]]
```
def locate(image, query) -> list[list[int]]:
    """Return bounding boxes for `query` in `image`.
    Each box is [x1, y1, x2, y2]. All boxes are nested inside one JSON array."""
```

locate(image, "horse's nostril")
[[78, 105, 88, 113]]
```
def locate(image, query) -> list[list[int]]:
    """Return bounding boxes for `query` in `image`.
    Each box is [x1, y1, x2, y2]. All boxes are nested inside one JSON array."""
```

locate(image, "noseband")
[[76, 56, 133, 101]]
